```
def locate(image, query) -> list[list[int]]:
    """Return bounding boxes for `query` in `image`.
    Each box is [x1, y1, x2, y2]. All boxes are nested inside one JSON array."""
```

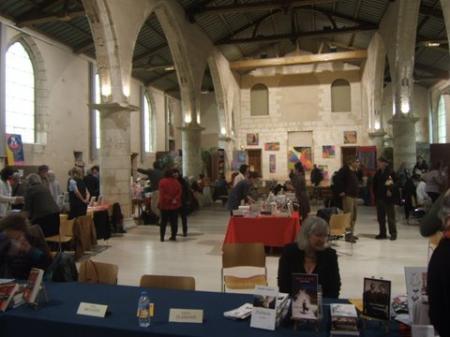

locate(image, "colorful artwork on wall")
[[344, 131, 357, 144], [5, 134, 25, 165], [269, 154, 276, 173], [264, 142, 280, 151], [322, 145, 335, 158], [247, 133, 259, 145], [288, 146, 313, 172]]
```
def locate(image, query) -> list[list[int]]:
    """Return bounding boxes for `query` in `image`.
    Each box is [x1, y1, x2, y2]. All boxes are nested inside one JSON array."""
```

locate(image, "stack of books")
[[330, 303, 359, 336]]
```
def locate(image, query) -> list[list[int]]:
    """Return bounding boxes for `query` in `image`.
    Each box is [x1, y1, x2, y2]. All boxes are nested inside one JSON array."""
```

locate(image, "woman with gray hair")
[[278, 216, 341, 298], [23, 173, 60, 237], [427, 189, 450, 337]]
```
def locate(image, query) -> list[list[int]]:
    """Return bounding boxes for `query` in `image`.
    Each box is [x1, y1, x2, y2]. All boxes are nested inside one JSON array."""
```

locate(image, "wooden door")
[[247, 149, 262, 175], [341, 147, 358, 166]]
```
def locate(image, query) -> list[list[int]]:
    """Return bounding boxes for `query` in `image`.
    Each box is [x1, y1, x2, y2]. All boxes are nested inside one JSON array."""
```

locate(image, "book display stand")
[[28, 284, 49, 309], [361, 276, 391, 334]]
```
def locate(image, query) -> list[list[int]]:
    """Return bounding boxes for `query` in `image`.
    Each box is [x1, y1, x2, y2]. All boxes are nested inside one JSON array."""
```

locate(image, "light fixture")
[[425, 42, 441, 47], [401, 101, 410, 114], [164, 66, 175, 71], [220, 127, 226, 135], [374, 121, 380, 130], [184, 115, 192, 123]]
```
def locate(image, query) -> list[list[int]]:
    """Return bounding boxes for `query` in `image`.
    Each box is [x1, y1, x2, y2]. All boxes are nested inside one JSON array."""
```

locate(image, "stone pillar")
[[391, 114, 419, 170], [218, 135, 235, 177], [92, 102, 136, 217], [369, 130, 387, 157], [181, 123, 204, 178]]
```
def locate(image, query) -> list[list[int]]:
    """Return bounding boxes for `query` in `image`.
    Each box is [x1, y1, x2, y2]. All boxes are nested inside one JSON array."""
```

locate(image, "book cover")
[[330, 303, 359, 335], [404, 267, 427, 323], [362, 278, 391, 320], [291, 273, 319, 320], [250, 286, 278, 331], [23, 268, 44, 304], [0, 283, 19, 312]]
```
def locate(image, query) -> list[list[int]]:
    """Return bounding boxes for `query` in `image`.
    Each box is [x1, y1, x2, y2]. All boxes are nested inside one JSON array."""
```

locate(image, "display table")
[[0, 282, 399, 337], [223, 212, 301, 247]]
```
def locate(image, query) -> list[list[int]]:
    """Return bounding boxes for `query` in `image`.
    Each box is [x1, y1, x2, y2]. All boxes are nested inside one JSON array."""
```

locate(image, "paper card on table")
[[169, 308, 204, 323], [250, 286, 278, 331], [77, 302, 108, 318], [411, 325, 435, 337]]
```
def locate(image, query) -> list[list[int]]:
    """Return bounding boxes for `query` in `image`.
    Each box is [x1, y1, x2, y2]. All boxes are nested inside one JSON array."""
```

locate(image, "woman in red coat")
[[158, 169, 182, 242]]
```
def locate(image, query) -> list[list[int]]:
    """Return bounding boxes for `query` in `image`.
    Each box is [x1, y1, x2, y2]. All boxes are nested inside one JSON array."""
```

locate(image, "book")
[[0, 283, 19, 312], [330, 303, 359, 336], [223, 303, 253, 320], [404, 267, 427, 324], [250, 286, 278, 331], [23, 268, 44, 304], [291, 273, 319, 321], [362, 277, 391, 320]]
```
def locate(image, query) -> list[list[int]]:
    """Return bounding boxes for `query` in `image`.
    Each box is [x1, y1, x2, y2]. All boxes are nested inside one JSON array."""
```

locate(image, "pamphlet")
[[330, 303, 359, 336], [362, 277, 391, 320], [0, 283, 19, 312], [250, 286, 278, 331], [291, 273, 319, 321], [23, 268, 44, 304], [404, 267, 428, 324]]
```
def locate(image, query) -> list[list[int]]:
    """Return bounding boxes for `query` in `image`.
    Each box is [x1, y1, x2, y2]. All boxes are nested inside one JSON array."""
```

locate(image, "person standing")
[[67, 167, 90, 220], [233, 164, 249, 187], [83, 165, 100, 199], [335, 158, 360, 243], [0, 167, 24, 217], [310, 164, 323, 200], [289, 162, 310, 220], [158, 169, 181, 242], [227, 172, 258, 214], [47, 170, 62, 205], [138, 161, 164, 219], [423, 162, 447, 203], [38, 165, 50, 190], [373, 157, 398, 240], [174, 169, 190, 237]]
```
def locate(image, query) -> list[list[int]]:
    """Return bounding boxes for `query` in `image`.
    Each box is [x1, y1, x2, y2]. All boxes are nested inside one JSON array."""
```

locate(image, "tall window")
[[438, 95, 447, 144], [5, 42, 35, 143], [250, 83, 269, 116], [331, 79, 351, 112], [143, 94, 153, 152], [95, 73, 101, 149]]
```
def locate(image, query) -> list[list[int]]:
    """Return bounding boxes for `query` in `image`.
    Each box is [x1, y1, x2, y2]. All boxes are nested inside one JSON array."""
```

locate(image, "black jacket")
[[277, 243, 341, 298], [335, 166, 359, 198], [24, 183, 60, 222], [428, 237, 450, 337], [373, 167, 399, 204]]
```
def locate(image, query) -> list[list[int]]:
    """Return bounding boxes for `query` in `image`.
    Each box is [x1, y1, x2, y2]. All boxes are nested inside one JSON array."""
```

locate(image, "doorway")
[[246, 149, 262, 175], [341, 147, 358, 166]]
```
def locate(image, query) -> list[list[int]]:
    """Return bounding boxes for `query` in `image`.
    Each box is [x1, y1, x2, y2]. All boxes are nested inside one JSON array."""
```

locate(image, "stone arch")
[[250, 83, 269, 116], [7, 33, 48, 145], [331, 79, 351, 112], [143, 88, 157, 153]]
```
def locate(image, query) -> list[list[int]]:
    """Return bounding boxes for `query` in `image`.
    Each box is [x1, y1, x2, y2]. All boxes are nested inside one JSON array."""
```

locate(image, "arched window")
[[143, 94, 153, 153], [250, 83, 269, 116], [95, 73, 101, 149], [331, 79, 351, 112], [5, 42, 35, 143], [438, 95, 447, 144]]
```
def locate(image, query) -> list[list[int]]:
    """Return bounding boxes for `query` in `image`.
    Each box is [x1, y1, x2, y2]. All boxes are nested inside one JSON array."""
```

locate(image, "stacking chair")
[[45, 216, 75, 252], [328, 213, 353, 255], [221, 243, 267, 292], [78, 260, 119, 285], [140, 275, 196, 291]]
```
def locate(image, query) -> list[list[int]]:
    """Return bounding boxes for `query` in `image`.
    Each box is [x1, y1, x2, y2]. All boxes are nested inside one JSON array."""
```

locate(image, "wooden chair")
[[328, 213, 353, 255], [139, 275, 196, 291], [222, 243, 267, 292], [45, 216, 75, 252], [78, 260, 119, 285]]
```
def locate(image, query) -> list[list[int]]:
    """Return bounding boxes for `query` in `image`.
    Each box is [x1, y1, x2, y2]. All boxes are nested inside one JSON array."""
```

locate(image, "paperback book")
[[362, 277, 391, 320], [0, 283, 19, 312], [330, 303, 359, 336], [250, 286, 278, 331], [291, 273, 319, 321], [404, 267, 428, 323], [23, 268, 44, 304]]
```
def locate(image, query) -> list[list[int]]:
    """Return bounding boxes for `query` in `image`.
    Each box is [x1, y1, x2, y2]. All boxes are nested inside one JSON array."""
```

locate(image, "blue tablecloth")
[[0, 282, 400, 337]]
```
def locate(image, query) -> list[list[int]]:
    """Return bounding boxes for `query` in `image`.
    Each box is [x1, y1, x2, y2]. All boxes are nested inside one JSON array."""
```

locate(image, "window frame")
[[250, 83, 269, 117], [331, 79, 351, 113]]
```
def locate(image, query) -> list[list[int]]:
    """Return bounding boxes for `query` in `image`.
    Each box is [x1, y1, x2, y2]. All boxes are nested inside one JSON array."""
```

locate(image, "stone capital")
[[178, 122, 205, 132], [89, 102, 139, 114], [218, 135, 234, 142], [388, 113, 419, 125], [368, 130, 387, 139]]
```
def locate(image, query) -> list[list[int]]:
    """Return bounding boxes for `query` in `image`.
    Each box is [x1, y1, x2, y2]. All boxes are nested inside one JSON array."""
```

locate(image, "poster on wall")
[[5, 134, 25, 165], [318, 165, 329, 180], [344, 131, 357, 144], [322, 145, 335, 158], [232, 150, 247, 171], [288, 147, 313, 172], [269, 154, 276, 173], [265, 142, 280, 151], [247, 133, 259, 145]]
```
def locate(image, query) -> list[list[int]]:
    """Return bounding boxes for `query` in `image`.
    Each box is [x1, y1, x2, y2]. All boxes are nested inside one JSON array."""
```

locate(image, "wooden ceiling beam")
[[230, 49, 367, 71], [16, 10, 85, 27]]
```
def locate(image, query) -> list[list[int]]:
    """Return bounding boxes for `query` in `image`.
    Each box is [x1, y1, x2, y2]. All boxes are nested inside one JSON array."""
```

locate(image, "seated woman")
[[0, 214, 52, 279], [278, 216, 341, 298]]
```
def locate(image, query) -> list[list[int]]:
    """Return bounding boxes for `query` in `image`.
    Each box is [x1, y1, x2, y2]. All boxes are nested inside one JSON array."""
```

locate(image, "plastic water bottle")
[[137, 291, 151, 327]]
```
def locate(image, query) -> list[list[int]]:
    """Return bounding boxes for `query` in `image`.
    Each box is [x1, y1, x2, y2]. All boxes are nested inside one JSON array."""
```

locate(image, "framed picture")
[[265, 142, 280, 151], [344, 131, 357, 144], [322, 145, 335, 158], [269, 154, 276, 173], [362, 278, 391, 320], [288, 146, 313, 171], [247, 133, 259, 146]]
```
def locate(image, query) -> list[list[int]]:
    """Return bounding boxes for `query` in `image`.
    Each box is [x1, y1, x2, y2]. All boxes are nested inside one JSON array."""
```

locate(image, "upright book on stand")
[[330, 303, 359, 336], [0, 283, 19, 312], [362, 277, 391, 321], [404, 267, 428, 324], [291, 273, 320, 321], [23, 268, 44, 304]]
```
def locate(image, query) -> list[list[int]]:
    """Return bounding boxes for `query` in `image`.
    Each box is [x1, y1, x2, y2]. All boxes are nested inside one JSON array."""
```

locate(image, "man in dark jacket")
[[335, 158, 360, 243], [373, 157, 398, 240], [227, 172, 258, 214], [83, 165, 100, 198]]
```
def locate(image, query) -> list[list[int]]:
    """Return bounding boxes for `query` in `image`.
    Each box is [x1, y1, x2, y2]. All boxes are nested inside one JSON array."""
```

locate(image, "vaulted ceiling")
[[0, 0, 448, 93]]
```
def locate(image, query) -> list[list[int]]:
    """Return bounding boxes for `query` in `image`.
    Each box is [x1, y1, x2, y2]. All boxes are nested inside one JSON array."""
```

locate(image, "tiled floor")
[[91, 204, 429, 299]]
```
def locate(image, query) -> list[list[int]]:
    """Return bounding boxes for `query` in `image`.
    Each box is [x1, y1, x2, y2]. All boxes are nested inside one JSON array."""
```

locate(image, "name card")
[[77, 302, 108, 318], [169, 308, 203, 323]]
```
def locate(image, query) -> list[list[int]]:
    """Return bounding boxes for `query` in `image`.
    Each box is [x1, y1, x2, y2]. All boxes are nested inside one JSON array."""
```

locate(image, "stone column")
[[218, 135, 235, 176], [92, 102, 137, 217], [181, 123, 204, 178], [391, 114, 419, 170], [369, 130, 387, 157]]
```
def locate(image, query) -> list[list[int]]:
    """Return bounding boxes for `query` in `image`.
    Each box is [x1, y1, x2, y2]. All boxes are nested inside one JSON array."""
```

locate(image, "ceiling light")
[[425, 42, 441, 47]]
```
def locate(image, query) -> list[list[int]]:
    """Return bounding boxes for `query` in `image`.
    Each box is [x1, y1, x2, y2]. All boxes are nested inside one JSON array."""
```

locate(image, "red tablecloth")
[[223, 212, 301, 247]]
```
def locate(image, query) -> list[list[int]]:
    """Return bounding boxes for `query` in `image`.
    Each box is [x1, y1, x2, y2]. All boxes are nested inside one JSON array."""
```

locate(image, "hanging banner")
[[5, 134, 25, 165]]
